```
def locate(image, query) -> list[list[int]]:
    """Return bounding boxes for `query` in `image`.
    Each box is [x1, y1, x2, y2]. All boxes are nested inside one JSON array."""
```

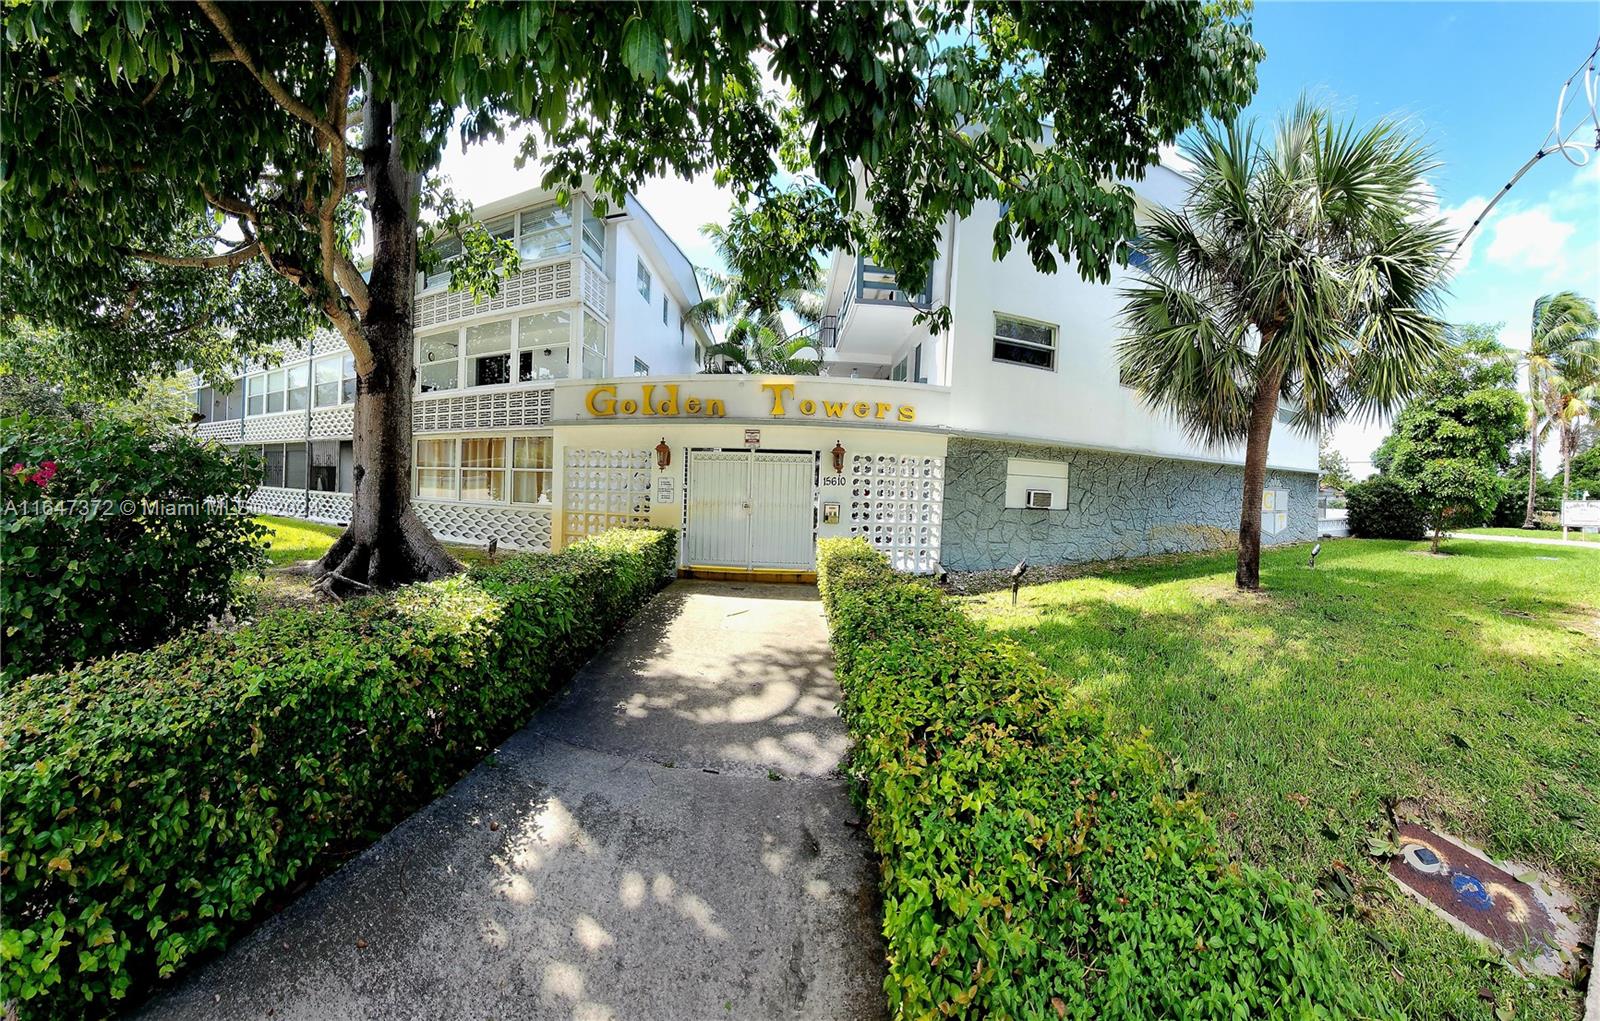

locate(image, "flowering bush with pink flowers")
[[1, 412, 266, 681]]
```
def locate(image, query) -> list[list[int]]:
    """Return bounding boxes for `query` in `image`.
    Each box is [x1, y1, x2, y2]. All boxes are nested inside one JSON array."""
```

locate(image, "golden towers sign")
[[584, 382, 916, 423]]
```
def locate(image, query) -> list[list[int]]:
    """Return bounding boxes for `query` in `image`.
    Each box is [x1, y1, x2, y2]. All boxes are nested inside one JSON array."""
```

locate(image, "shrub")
[[0, 528, 676, 1019], [0, 413, 266, 682], [816, 538, 1384, 1020], [1344, 476, 1424, 540]]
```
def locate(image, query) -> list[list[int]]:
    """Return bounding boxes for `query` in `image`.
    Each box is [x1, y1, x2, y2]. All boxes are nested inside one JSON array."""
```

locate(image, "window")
[[633, 357, 649, 376], [582, 312, 606, 378], [418, 330, 459, 392], [424, 234, 461, 290], [484, 214, 516, 245], [466, 319, 513, 387], [517, 202, 572, 261], [511, 436, 553, 504], [246, 374, 265, 416], [1124, 236, 1152, 272], [262, 444, 286, 487], [414, 439, 457, 499], [312, 354, 357, 407], [661, 295, 669, 325], [636, 258, 651, 301], [518, 310, 571, 381], [993, 314, 1057, 370], [310, 440, 342, 492], [891, 356, 908, 382], [460, 437, 506, 502], [1262, 488, 1290, 536], [284, 444, 308, 489], [286, 363, 310, 412], [414, 435, 552, 505], [581, 201, 605, 265], [1004, 457, 1069, 510]]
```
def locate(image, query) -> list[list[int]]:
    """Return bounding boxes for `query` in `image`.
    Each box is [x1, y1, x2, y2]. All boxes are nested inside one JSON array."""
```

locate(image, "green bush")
[[1344, 476, 1424, 540], [1, 413, 266, 682], [816, 538, 1384, 1020], [0, 528, 676, 1019]]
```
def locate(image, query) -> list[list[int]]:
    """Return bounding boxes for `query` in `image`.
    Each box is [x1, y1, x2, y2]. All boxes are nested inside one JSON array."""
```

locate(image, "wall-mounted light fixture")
[[655, 438, 671, 470], [831, 440, 846, 474]]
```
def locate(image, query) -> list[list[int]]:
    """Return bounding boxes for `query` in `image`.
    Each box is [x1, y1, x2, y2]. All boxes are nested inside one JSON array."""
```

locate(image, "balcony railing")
[[786, 315, 839, 350], [856, 255, 932, 308]]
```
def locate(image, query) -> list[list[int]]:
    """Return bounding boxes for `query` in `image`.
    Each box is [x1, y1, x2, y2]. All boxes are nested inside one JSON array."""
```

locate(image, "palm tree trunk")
[[1562, 423, 1573, 539], [1235, 364, 1284, 591], [1523, 420, 1539, 528]]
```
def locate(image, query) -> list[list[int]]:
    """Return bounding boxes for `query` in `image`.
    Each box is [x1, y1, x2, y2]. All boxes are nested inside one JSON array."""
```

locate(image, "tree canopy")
[[4, 1, 1264, 376], [1374, 327, 1525, 548]]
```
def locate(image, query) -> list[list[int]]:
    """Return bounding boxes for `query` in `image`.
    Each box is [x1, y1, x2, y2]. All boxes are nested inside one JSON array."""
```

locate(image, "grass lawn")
[[1459, 526, 1600, 544], [253, 514, 496, 567], [964, 538, 1598, 1021]]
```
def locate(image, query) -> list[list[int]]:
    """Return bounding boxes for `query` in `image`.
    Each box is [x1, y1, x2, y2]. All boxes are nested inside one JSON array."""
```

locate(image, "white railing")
[[244, 487, 552, 552], [247, 486, 307, 517], [416, 258, 586, 330], [413, 383, 554, 432], [307, 490, 353, 524]]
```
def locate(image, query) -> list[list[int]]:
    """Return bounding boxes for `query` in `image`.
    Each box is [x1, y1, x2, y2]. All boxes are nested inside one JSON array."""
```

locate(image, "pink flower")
[[8, 463, 23, 475]]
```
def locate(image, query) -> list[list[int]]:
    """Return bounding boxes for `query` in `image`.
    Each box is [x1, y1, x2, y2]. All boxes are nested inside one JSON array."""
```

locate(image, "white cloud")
[[1435, 192, 1489, 276], [1484, 206, 1577, 271]]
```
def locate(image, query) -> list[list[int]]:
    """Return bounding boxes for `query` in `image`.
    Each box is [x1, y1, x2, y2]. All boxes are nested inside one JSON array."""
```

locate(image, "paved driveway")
[[142, 581, 885, 1021]]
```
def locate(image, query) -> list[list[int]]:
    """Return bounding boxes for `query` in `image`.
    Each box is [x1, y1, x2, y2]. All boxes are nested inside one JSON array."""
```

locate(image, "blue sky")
[[1245, 2, 1600, 472], [441, 2, 1599, 473]]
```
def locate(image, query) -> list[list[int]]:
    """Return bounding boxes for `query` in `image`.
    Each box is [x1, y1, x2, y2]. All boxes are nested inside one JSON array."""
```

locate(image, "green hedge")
[[0, 528, 677, 1019], [1345, 476, 1425, 540], [816, 538, 1384, 1020], [1, 412, 267, 682]]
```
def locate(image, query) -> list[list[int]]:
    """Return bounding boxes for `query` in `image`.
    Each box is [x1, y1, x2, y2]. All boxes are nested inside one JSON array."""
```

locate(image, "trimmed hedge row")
[[1, 528, 677, 1019], [816, 538, 1384, 1020]]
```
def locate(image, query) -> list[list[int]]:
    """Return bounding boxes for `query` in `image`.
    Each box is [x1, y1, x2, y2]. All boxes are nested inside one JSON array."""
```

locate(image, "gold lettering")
[[822, 400, 847, 418], [852, 401, 870, 418], [705, 398, 726, 417], [874, 402, 891, 420], [897, 405, 915, 423], [685, 397, 702, 414], [620, 399, 639, 414], [640, 384, 655, 416], [761, 381, 796, 417], [658, 384, 679, 416], [586, 385, 617, 417], [798, 399, 817, 416]]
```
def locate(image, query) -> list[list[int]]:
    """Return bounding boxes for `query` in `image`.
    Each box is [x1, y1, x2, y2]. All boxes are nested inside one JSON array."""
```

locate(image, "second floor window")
[[633, 357, 649, 376], [993, 313, 1057, 371], [518, 202, 572, 262], [661, 295, 669, 325], [312, 353, 357, 407], [637, 259, 651, 302]]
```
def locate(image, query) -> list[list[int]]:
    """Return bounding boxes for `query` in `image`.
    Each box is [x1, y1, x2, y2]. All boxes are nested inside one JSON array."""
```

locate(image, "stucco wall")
[[939, 437, 1318, 572]]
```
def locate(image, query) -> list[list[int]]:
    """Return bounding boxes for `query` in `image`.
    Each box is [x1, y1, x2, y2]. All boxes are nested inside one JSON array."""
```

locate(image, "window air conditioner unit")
[[1025, 488, 1054, 510]]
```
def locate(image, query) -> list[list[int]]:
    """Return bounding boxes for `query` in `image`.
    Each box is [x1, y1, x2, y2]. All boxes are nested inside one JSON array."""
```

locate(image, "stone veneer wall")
[[939, 437, 1318, 572]]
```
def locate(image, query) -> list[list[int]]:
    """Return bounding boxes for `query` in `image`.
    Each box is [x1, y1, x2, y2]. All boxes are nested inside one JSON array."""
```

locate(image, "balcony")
[[856, 257, 932, 308], [414, 257, 609, 331], [829, 255, 936, 360]]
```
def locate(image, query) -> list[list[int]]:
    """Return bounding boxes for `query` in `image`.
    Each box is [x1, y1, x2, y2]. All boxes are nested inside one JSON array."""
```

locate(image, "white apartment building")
[[196, 172, 1318, 577]]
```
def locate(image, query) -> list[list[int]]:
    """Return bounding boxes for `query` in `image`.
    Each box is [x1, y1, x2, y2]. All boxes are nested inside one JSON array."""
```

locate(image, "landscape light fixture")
[[1308, 542, 1322, 569], [655, 438, 671, 470], [1010, 558, 1028, 605], [832, 441, 846, 473]]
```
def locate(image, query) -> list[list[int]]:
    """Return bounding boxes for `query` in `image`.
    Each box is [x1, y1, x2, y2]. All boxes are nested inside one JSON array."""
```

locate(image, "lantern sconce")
[[831, 440, 846, 474], [655, 438, 671, 470]]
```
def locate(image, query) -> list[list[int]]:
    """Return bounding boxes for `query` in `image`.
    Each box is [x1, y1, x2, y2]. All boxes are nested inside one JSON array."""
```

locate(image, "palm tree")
[[1117, 100, 1455, 589], [685, 222, 829, 375], [1518, 292, 1598, 527]]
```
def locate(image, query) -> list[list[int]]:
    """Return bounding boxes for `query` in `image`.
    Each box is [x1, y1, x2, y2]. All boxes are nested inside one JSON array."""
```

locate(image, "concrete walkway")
[[142, 581, 886, 1021]]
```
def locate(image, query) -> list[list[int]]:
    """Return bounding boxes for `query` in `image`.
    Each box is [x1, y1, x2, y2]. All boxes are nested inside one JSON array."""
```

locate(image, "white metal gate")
[[685, 449, 816, 570]]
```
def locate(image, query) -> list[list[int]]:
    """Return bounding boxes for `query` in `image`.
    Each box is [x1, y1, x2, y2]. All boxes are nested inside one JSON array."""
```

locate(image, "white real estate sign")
[[1560, 500, 1600, 528]]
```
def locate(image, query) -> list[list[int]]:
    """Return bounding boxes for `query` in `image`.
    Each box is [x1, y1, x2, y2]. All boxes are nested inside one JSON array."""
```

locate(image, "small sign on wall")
[[655, 475, 676, 504], [744, 428, 761, 447], [822, 501, 840, 525]]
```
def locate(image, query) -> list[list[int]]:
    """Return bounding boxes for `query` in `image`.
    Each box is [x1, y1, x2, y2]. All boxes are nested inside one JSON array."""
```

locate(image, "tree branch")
[[332, 252, 371, 316], [195, 0, 340, 147], [128, 241, 261, 270]]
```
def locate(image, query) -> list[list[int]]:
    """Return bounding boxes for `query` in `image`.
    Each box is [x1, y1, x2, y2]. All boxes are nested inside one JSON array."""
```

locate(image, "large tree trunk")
[[315, 98, 458, 594], [1522, 420, 1540, 529], [1234, 364, 1284, 591]]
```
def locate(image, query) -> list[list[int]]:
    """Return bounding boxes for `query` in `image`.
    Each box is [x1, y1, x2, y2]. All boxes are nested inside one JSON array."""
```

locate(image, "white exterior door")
[[685, 450, 815, 570]]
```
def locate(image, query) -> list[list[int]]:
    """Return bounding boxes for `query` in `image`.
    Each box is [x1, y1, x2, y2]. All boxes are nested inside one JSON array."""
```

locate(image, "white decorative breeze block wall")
[[413, 386, 553, 433], [195, 421, 242, 441], [415, 261, 574, 329], [306, 490, 353, 524], [248, 486, 307, 517], [309, 405, 354, 439], [848, 453, 945, 574], [414, 501, 553, 551], [242, 412, 307, 443], [581, 260, 609, 319], [563, 448, 652, 545]]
